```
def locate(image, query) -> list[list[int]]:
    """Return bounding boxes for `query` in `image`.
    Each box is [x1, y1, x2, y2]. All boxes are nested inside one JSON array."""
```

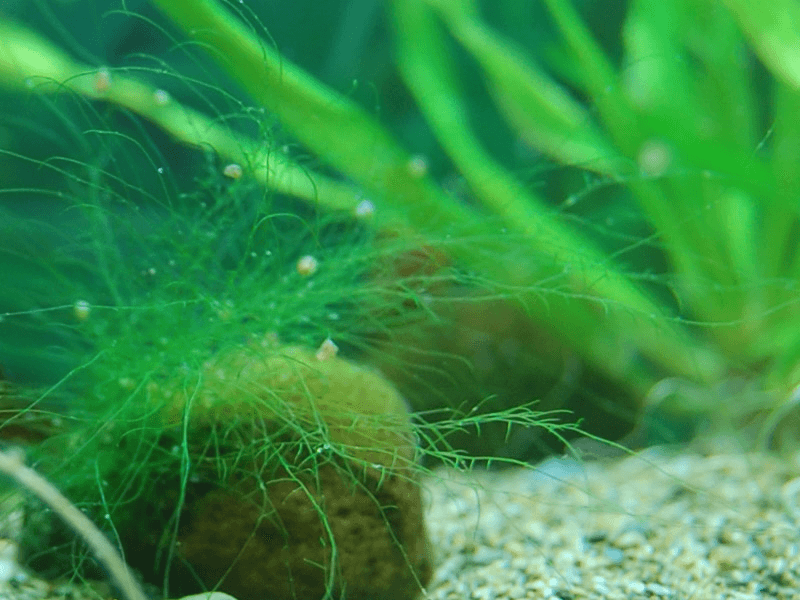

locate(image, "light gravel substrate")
[[421, 443, 800, 600]]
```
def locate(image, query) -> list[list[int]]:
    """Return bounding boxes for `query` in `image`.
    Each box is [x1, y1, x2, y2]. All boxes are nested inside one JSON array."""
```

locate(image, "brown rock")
[[156, 342, 432, 600], [176, 460, 430, 600]]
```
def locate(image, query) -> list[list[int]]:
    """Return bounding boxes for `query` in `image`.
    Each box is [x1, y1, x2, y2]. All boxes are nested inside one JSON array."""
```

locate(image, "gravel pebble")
[[421, 443, 800, 600]]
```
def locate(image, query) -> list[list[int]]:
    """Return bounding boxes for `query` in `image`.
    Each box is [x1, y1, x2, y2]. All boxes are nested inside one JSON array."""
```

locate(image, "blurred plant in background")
[[54, 0, 800, 447], [2, 0, 800, 596], [3, 0, 800, 456]]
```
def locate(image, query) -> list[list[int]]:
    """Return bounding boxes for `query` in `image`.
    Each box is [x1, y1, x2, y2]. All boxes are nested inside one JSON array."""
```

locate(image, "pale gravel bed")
[[420, 444, 800, 600]]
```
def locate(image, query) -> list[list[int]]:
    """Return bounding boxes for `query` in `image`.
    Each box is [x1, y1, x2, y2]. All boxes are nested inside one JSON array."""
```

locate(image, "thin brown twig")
[[0, 448, 148, 600]]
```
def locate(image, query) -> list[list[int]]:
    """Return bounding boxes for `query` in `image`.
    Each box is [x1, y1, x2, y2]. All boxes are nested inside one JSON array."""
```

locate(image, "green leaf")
[[425, 0, 627, 175], [721, 0, 800, 89]]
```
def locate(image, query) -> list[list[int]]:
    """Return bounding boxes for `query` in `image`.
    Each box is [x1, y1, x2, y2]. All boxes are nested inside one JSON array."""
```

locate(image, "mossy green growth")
[[159, 340, 419, 471]]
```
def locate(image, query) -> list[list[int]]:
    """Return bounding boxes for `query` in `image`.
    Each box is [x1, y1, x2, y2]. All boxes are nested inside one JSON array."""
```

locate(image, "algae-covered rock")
[[21, 340, 432, 600], [159, 341, 432, 600]]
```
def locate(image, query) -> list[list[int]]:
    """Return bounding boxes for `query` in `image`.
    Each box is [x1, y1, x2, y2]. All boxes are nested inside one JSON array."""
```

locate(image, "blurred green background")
[[2, 0, 800, 464]]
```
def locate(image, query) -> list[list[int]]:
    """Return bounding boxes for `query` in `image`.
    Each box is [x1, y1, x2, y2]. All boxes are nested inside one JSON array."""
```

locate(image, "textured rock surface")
[[175, 461, 430, 600], [153, 342, 433, 600]]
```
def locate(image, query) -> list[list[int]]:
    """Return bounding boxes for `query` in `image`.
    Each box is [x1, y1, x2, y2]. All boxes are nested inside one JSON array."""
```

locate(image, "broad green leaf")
[[722, 0, 800, 89], [425, 0, 626, 175]]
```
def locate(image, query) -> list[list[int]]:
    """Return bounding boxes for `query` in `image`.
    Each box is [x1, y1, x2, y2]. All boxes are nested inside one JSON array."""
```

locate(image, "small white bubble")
[[223, 163, 243, 179], [73, 299, 91, 322], [153, 89, 170, 106], [296, 254, 318, 276], [407, 154, 428, 178], [94, 67, 112, 94], [157, 167, 164, 174], [315, 338, 339, 361], [354, 198, 375, 219], [638, 139, 672, 178]]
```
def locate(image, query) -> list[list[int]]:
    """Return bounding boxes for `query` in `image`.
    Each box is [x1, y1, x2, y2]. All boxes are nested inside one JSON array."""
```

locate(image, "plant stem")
[[0, 449, 148, 600]]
